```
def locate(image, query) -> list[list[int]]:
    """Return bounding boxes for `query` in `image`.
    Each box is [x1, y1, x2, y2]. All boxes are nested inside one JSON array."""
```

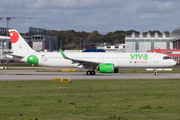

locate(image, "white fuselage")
[[20, 52, 176, 68]]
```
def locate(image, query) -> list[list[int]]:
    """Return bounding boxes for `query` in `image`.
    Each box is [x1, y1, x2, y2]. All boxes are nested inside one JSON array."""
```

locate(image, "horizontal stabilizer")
[[6, 54, 24, 59], [0, 36, 10, 40]]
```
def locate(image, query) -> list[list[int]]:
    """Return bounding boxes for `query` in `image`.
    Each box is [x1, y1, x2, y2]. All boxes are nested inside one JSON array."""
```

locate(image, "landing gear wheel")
[[154, 72, 159, 76], [154, 68, 159, 76], [91, 71, 96, 75], [86, 71, 91, 75], [86, 71, 96, 75]]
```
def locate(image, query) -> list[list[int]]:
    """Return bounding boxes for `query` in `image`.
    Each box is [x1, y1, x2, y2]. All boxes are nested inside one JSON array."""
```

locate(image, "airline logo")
[[130, 54, 148, 64], [41, 55, 48, 61], [9, 31, 19, 43], [130, 54, 148, 60]]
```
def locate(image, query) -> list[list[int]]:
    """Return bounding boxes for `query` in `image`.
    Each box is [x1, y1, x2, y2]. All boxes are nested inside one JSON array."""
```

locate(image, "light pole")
[[66, 36, 68, 50], [80, 37, 81, 50], [84, 40, 85, 50], [61, 40, 62, 50]]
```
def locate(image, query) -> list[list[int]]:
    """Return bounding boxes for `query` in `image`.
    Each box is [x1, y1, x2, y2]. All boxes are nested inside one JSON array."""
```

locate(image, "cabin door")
[[154, 54, 159, 63]]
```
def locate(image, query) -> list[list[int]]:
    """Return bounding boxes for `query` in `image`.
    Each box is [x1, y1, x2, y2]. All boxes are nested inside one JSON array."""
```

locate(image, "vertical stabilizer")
[[9, 29, 35, 56]]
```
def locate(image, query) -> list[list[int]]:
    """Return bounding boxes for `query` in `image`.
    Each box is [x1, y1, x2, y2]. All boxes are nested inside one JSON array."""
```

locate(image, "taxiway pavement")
[[0, 70, 179, 81]]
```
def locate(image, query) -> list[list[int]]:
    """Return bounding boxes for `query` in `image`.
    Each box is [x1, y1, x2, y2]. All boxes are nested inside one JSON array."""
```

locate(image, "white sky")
[[0, 0, 180, 33]]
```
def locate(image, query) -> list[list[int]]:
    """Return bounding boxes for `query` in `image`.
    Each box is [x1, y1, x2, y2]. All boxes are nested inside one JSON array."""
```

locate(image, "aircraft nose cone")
[[172, 60, 176, 66]]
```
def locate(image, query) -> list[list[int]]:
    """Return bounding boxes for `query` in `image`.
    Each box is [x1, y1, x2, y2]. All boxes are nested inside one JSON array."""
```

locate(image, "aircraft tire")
[[91, 71, 95, 75], [154, 73, 159, 76], [86, 71, 91, 75], [86, 71, 96, 75]]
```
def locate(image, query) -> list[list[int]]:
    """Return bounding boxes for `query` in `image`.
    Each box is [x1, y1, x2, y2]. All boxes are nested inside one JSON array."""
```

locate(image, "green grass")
[[0, 79, 180, 120]]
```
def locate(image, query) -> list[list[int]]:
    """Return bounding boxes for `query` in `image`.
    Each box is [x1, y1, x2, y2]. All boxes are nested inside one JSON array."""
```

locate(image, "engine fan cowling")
[[99, 63, 118, 73]]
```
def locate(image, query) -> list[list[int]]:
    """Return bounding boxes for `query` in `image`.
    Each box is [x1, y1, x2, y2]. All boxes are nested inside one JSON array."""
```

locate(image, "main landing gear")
[[86, 71, 96, 75], [154, 68, 159, 76]]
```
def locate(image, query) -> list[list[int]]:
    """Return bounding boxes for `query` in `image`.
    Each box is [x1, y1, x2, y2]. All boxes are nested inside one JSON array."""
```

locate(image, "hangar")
[[171, 27, 180, 49], [125, 32, 173, 52]]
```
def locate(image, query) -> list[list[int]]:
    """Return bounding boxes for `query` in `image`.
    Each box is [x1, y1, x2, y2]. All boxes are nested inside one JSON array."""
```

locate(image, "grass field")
[[0, 79, 180, 120]]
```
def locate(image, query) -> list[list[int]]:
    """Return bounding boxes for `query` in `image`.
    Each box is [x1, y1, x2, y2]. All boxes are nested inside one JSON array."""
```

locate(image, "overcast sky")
[[0, 0, 180, 33]]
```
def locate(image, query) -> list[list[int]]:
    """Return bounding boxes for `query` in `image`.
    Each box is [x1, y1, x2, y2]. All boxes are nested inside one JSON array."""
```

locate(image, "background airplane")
[[7, 29, 176, 76]]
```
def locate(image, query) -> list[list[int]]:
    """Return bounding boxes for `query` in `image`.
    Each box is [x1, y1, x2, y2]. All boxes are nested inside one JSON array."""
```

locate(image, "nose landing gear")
[[154, 72, 159, 76], [154, 68, 159, 76]]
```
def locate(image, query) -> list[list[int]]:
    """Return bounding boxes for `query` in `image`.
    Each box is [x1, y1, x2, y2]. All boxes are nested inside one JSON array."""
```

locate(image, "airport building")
[[29, 27, 58, 52], [171, 27, 180, 49], [81, 41, 96, 50], [0, 27, 11, 62], [125, 32, 173, 52], [96, 43, 125, 52], [30, 35, 58, 52]]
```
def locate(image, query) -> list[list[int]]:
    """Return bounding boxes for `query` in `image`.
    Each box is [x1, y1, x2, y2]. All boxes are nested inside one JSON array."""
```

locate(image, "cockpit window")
[[163, 56, 171, 60]]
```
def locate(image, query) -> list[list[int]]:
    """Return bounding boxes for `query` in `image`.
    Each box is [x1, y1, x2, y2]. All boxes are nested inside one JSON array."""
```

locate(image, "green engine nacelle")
[[99, 63, 119, 73]]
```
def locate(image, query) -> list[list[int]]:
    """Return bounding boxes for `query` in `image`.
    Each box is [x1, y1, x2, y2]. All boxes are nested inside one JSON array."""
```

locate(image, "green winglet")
[[59, 49, 67, 58]]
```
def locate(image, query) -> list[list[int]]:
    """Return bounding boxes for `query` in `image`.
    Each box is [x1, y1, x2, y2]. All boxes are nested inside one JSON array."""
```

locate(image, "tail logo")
[[9, 31, 19, 43]]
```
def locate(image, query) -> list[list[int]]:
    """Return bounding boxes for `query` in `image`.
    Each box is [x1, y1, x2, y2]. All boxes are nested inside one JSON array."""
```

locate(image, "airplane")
[[7, 29, 176, 76]]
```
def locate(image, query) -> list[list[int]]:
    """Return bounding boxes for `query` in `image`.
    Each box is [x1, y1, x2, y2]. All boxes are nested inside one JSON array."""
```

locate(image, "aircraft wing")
[[59, 49, 99, 69]]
